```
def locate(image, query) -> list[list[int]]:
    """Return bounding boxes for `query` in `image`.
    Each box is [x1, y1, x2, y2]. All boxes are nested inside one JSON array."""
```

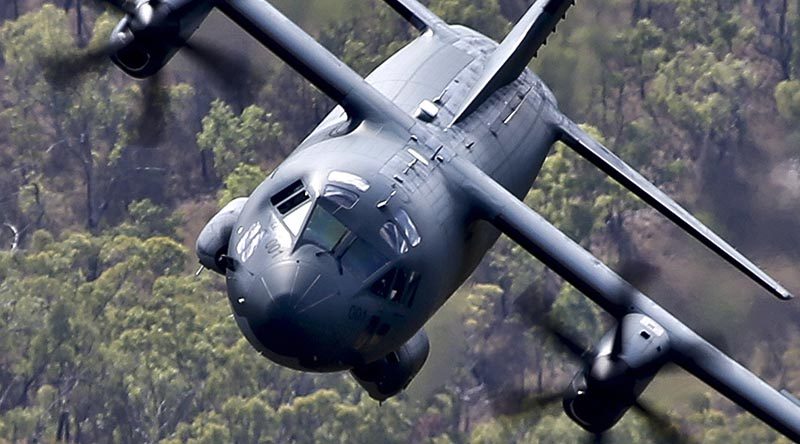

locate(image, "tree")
[[196, 100, 284, 179]]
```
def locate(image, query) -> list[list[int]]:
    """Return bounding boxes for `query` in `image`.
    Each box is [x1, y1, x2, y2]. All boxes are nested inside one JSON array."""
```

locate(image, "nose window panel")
[[301, 205, 348, 251], [370, 268, 415, 304]]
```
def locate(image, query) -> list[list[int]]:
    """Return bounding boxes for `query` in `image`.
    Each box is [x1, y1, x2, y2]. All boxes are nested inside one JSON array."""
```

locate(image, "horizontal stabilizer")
[[556, 116, 792, 300], [382, 0, 456, 39], [451, 0, 575, 125]]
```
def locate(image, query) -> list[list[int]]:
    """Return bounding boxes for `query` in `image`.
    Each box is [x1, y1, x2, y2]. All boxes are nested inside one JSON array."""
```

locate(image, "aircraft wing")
[[442, 155, 800, 441], [216, 0, 415, 129], [553, 115, 792, 301]]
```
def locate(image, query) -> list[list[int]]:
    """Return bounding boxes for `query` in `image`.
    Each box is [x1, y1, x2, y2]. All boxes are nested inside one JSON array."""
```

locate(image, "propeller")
[[518, 317, 696, 443], [41, 0, 259, 147]]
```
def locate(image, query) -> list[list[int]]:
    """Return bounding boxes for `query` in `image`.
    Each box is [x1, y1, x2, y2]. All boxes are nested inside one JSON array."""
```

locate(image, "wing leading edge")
[[216, 0, 414, 130], [553, 115, 791, 301], [442, 156, 800, 441]]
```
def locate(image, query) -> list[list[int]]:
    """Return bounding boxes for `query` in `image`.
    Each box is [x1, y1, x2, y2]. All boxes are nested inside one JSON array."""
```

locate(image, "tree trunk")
[[76, 0, 85, 45], [778, 0, 792, 80], [632, 0, 643, 25]]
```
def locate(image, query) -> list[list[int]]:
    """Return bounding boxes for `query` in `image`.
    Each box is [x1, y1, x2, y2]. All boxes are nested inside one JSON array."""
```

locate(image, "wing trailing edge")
[[450, 0, 575, 125], [555, 116, 792, 301]]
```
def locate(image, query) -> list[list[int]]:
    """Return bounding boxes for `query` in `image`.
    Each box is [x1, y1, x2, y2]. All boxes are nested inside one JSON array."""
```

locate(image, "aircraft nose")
[[227, 259, 345, 366]]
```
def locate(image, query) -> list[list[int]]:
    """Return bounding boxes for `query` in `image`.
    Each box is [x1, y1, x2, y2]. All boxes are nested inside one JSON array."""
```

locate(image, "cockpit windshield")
[[301, 204, 348, 252], [298, 202, 388, 280]]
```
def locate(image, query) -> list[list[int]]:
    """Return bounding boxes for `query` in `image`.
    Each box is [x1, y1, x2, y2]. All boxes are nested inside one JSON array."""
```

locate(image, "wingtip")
[[772, 285, 793, 301]]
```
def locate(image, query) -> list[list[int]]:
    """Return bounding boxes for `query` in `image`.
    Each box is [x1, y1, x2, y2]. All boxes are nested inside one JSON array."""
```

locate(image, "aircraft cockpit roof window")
[[271, 180, 312, 236], [328, 171, 370, 192], [324, 184, 359, 210]]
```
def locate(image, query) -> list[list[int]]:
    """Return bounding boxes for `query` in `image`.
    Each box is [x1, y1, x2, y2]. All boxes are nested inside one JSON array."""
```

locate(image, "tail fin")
[[451, 0, 575, 125]]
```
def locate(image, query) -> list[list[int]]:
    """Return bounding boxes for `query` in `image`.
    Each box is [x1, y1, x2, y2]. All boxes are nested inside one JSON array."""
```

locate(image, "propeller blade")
[[538, 317, 593, 365], [43, 40, 125, 87], [634, 399, 697, 443], [136, 71, 170, 146], [181, 37, 261, 106], [587, 433, 605, 444], [489, 388, 563, 415]]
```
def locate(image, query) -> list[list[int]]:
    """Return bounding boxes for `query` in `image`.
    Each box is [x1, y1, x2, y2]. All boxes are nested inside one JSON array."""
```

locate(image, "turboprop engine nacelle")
[[196, 198, 248, 275], [563, 314, 670, 433], [109, 0, 214, 78], [351, 329, 431, 402]]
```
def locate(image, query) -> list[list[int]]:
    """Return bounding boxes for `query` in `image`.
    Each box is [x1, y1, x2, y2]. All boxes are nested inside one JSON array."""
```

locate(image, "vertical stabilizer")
[[450, 0, 575, 125]]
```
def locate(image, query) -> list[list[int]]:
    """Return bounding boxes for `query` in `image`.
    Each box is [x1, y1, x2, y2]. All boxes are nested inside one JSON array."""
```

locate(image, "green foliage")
[[217, 163, 266, 206], [430, 0, 509, 39], [649, 48, 758, 141], [197, 100, 283, 178], [527, 126, 633, 244], [116, 199, 182, 239], [775, 80, 800, 121]]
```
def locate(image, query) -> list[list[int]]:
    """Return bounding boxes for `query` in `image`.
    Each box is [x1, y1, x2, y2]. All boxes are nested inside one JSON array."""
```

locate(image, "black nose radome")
[[227, 259, 346, 370]]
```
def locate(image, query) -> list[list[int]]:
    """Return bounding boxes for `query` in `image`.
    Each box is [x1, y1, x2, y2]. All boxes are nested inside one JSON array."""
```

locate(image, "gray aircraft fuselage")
[[226, 26, 556, 371]]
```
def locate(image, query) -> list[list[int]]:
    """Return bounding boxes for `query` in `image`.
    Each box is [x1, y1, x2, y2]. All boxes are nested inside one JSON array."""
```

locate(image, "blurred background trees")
[[0, 0, 798, 442]]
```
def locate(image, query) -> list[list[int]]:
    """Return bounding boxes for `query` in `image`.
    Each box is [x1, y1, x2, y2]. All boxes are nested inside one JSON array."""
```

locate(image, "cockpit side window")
[[393, 209, 421, 247], [271, 180, 309, 214], [379, 222, 409, 254]]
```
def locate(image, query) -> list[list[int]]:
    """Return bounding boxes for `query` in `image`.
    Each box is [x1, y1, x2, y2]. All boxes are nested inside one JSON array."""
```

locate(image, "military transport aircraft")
[[61, 0, 800, 440]]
